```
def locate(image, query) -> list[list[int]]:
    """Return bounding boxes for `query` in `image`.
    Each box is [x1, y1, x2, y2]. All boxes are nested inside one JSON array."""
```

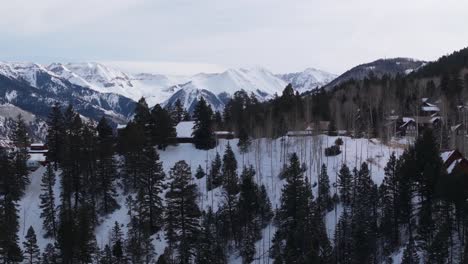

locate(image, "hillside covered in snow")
[[18, 135, 403, 263]]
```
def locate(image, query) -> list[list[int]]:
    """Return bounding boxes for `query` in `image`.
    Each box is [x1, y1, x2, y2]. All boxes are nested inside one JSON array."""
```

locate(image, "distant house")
[[172, 121, 234, 143], [421, 98, 440, 116], [214, 131, 235, 140], [27, 143, 48, 170], [287, 121, 330, 137], [398, 117, 417, 138], [28, 143, 48, 154], [441, 149, 468, 175]]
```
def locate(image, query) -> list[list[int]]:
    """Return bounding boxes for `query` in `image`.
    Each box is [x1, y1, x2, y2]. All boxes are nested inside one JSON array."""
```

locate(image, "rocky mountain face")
[[277, 68, 337, 94], [0, 62, 137, 141], [0, 61, 338, 140]]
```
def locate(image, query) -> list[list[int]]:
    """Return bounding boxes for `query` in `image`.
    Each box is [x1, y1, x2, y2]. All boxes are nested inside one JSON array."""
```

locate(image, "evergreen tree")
[[334, 210, 352, 264], [380, 152, 400, 252], [100, 245, 112, 264], [23, 226, 41, 264], [317, 164, 332, 213], [258, 184, 273, 227], [222, 143, 239, 195], [401, 238, 419, 264], [39, 164, 57, 239], [96, 117, 119, 215], [126, 196, 155, 264], [41, 243, 59, 264], [195, 209, 225, 264], [209, 152, 222, 190], [350, 162, 378, 263], [271, 153, 320, 263], [133, 97, 152, 130], [170, 99, 189, 123], [136, 143, 165, 234], [195, 165, 205, 180], [150, 104, 176, 149], [237, 127, 251, 154], [110, 222, 124, 264], [165, 160, 201, 264], [0, 148, 23, 263], [238, 166, 261, 235], [46, 103, 64, 169], [75, 204, 98, 263], [192, 97, 215, 150], [337, 163, 352, 207], [12, 114, 30, 197]]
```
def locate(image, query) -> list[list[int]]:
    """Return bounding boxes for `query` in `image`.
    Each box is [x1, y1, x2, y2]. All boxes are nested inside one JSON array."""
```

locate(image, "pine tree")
[[41, 243, 59, 264], [23, 226, 41, 264], [334, 209, 352, 264], [133, 97, 152, 130], [126, 196, 155, 264], [46, 103, 64, 169], [110, 221, 124, 263], [350, 162, 378, 263], [318, 164, 332, 213], [209, 152, 222, 190], [11, 114, 30, 197], [0, 148, 23, 263], [192, 97, 215, 150], [238, 166, 261, 241], [170, 99, 189, 123], [237, 127, 251, 154], [150, 104, 176, 149], [271, 153, 320, 263], [195, 165, 205, 179], [222, 142, 238, 195], [195, 209, 225, 264], [100, 245, 112, 264], [136, 142, 165, 234], [240, 229, 256, 264], [165, 160, 201, 264], [258, 184, 273, 227], [96, 117, 119, 216], [401, 238, 419, 264], [39, 164, 57, 239], [380, 152, 400, 252], [338, 163, 352, 207], [75, 204, 98, 263]]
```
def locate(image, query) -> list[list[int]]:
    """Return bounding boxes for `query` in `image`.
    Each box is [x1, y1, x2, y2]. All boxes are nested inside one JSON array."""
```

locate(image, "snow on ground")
[[18, 166, 61, 251], [18, 135, 404, 261]]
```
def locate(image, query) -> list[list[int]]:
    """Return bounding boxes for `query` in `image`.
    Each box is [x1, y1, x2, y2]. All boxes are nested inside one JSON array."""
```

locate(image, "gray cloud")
[[0, 0, 467, 74]]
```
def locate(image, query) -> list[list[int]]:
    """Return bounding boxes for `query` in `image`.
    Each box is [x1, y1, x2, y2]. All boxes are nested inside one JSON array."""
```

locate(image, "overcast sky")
[[0, 0, 467, 75]]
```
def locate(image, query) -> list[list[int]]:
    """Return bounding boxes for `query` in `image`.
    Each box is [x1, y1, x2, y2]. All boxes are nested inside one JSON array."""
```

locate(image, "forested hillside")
[[2, 46, 468, 264]]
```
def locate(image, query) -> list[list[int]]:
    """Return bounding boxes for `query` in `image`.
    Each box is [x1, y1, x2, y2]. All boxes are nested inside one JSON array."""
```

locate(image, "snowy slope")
[[0, 62, 136, 124], [48, 62, 188, 106], [17, 135, 404, 261], [277, 68, 337, 93], [164, 67, 287, 112]]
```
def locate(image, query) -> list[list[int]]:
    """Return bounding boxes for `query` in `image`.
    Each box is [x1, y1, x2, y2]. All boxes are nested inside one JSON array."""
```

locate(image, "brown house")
[[441, 149, 468, 175]]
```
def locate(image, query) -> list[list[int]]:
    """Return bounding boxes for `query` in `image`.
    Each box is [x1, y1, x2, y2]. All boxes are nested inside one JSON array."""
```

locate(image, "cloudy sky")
[[0, 0, 467, 75]]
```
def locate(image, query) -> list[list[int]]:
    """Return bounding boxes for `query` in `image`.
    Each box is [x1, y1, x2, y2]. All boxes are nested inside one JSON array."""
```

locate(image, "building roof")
[[422, 106, 440, 112], [451, 124, 463, 132]]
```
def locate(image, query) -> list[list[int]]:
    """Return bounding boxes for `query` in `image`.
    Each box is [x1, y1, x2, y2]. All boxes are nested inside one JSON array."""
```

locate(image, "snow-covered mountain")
[[48, 62, 188, 106], [0, 61, 335, 124], [164, 67, 288, 112], [277, 68, 337, 93], [0, 62, 136, 140]]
